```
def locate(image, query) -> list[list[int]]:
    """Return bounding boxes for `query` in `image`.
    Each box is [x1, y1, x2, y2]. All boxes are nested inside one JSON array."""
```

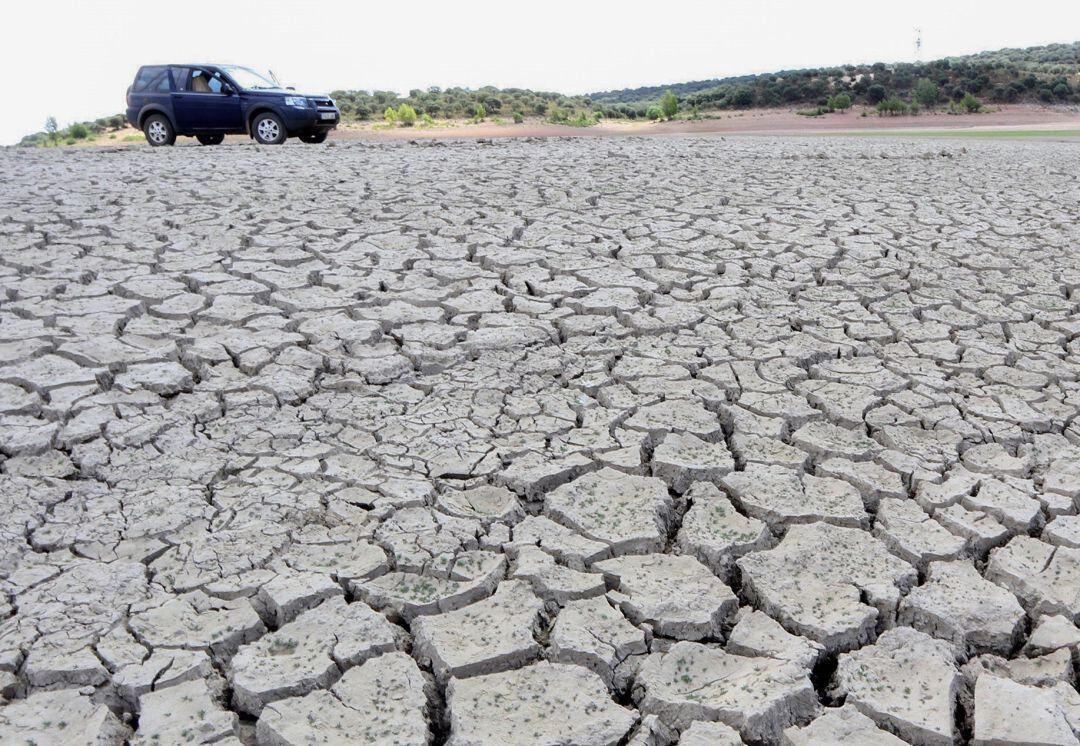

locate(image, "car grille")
[[312, 99, 334, 108]]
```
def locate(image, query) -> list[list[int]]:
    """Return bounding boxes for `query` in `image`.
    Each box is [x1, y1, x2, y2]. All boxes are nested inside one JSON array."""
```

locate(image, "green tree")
[[473, 103, 486, 121], [828, 93, 852, 111], [914, 78, 939, 108], [68, 123, 89, 140], [397, 104, 417, 126], [730, 88, 754, 108], [866, 84, 887, 104], [960, 92, 982, 112], [383, 106, 398, 124], [44, 116, 58, 146], [513, 111, 524, 123], [646, 105, 663, 120], [660, 90, 678, 119]]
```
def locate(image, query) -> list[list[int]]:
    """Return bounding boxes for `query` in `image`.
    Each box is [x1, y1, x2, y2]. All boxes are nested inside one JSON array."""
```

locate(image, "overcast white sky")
[[2, 0, 1077, 144]]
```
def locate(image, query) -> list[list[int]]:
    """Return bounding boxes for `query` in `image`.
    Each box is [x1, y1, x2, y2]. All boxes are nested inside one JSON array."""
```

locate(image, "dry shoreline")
[[42, 103, 1080, 149], [333, 104, 1080, 141]]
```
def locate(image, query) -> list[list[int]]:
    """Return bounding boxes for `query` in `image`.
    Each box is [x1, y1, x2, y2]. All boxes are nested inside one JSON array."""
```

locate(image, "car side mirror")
[[221, 84, 234, 95]]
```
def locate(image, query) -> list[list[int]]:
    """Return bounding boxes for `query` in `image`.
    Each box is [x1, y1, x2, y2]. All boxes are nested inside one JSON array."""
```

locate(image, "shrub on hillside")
[[660, 90, 678, 119], [68, 123, 89, 139], [397, 104, 417, 126], [513, 111, 524, 123], [915, 78, 939, 107], [866, 84, 887, 104], [569, 110, 594, 127], [646, 105, 663, 120], [961, 92, 982, 112], [383, 106, 398, 124], [876, 96, 908, 115], [547, 102, 569, 123]]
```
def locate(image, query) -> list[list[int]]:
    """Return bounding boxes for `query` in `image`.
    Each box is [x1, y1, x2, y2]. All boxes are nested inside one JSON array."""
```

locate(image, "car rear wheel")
[[252, 113, 287, 145], [299, 131, 329, 144], [196, 134, 225, 146], [143, 114, 175, 147]]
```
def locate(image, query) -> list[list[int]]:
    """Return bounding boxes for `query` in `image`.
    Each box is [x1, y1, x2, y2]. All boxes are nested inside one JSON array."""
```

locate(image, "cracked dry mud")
[[0, 135, 1077, 745]]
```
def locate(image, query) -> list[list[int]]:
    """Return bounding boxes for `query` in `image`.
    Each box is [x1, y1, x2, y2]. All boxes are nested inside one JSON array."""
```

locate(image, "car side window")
[[134, 66, 169, 93], [186, 69, 226, 94], [151, 69, 171, 92], [170, 67, 190, 91]]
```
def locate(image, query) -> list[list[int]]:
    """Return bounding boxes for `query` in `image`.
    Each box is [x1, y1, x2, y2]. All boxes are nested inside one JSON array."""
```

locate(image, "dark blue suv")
[[126, 64, 339, 146]]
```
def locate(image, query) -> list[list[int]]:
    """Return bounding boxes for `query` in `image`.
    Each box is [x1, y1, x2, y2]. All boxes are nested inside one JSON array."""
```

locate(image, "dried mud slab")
[[634, 640, 819, 741], [0, 688, 131, 744], [782, 703, 907, 745], [445, 661, 637, 745], [545, 468, 674, 555], [737, 523, 917, 652], [899, 560, 1025, 655], [832, 627, 960, 746], [229, 596, 397, 715], [256, 652, 430, 746], [594, 553, 738, 640], [412, 579, 543, 683]]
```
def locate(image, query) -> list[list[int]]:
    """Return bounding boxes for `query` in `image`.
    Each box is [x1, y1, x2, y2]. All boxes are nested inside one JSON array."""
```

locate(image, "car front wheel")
[[252, 113, 287, 145], [299, 131, 329, 144], [196, 134, 225, 146], [143, 114, 175, 147]]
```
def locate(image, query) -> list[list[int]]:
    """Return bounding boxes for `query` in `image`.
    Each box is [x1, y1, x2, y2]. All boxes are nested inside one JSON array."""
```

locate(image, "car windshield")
[[220, 66, 280, 90]]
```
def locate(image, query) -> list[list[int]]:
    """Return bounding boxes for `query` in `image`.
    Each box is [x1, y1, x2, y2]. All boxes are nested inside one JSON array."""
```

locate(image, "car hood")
[[246, 88, 332, 100]]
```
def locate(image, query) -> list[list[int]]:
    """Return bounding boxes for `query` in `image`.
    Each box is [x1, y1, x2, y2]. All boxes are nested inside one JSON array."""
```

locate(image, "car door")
[[170, 67, 242, 132]]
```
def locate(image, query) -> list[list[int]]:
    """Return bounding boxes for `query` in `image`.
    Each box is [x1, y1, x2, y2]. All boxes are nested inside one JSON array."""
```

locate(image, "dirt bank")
[[334, 104, 1080, 141]]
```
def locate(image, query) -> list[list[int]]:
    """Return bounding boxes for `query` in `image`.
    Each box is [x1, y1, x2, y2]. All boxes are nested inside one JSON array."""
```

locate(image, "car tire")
[[252, 112, 287, 145], [196, 134, 225, 146], [143, 114, 175, 147], [299, 131, 329, 144]]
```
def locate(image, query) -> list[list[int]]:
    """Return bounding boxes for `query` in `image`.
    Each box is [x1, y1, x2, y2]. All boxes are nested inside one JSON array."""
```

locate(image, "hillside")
[[589, 41, 1080, 115], [329, 41, 1078, 124]]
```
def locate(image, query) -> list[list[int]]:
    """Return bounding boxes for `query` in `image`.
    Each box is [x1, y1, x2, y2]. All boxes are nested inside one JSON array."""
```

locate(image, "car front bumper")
[[281, 107, 340, 132]]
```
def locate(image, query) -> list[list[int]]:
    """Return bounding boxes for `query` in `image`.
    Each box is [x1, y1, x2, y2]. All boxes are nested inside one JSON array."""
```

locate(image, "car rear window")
[[133, 66, 170, 93]]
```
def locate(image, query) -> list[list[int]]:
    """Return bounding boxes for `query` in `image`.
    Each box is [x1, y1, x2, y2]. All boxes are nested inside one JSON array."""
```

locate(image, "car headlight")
[[284, 97, 308, 108]]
